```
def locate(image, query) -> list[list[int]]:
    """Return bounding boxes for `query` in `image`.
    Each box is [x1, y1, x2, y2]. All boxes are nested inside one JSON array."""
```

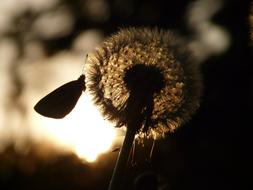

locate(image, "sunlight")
[[36, 92, 116, 162]]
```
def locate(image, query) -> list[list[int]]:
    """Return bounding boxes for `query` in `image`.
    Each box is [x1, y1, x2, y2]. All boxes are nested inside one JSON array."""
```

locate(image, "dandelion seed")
[[87, 27, 202, 139]]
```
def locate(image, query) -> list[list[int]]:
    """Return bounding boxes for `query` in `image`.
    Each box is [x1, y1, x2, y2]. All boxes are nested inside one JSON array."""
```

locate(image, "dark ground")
[[0, 0, 251, 189]]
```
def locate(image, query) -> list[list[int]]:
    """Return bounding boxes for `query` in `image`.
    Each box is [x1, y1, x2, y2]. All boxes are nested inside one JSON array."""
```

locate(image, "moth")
[[34, 74, 86, 119]]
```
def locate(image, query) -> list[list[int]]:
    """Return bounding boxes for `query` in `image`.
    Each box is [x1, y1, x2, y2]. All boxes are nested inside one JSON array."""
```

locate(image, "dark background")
[[0, 0, 251, 189]]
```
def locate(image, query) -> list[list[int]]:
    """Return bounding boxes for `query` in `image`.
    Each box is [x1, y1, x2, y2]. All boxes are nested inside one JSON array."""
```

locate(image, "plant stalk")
[[108, 128, 136, 190]]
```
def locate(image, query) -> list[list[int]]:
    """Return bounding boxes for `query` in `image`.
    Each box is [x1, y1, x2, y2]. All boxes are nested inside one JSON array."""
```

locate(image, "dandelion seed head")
[[87, 27, 202, 139]]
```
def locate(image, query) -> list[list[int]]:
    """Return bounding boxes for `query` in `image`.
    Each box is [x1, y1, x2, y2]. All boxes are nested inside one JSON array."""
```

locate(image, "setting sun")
[[34, 92, 117, 162]]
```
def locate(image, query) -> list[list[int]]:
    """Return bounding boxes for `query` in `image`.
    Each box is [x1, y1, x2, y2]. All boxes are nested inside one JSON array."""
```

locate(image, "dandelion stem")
[[108, 127, 136, 190]]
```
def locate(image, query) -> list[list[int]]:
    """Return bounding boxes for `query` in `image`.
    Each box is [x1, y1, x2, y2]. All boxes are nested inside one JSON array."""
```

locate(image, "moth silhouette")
[[34, 75, 86, 119]]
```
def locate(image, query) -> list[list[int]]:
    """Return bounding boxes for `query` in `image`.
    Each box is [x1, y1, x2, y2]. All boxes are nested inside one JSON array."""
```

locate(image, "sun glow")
[[35, 92, 116, 162]]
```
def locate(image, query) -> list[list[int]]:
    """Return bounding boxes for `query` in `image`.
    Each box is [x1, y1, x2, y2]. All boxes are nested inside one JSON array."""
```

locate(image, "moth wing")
[[34, 79, 84, 119]]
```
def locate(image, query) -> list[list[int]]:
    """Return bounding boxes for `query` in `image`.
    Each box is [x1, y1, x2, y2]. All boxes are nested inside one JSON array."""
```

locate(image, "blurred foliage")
[[0, 143, 115, 190], [0, 0, 192, 56]]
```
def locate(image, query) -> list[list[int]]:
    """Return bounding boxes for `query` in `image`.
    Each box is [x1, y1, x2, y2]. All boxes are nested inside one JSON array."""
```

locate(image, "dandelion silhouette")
[[87, 27, 202, 190]]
